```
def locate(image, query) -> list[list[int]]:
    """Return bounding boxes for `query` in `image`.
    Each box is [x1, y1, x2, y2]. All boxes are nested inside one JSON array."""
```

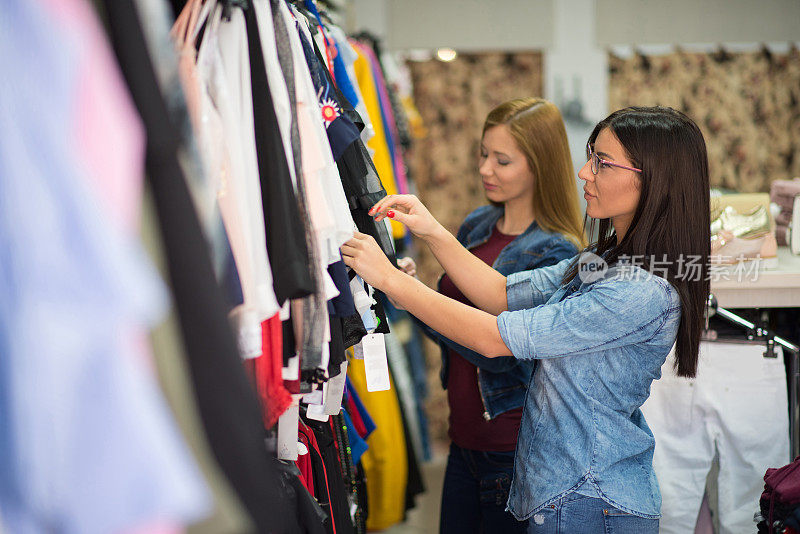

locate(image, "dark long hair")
[[563, 107, 710, 378]]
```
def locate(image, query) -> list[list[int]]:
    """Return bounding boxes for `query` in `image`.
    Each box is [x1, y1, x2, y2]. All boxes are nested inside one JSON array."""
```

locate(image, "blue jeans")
[[526, 491, 659, 534], [440, 443, 527, 534]]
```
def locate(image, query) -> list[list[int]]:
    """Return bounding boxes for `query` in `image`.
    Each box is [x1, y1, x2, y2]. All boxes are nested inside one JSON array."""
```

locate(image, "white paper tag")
[[277, 398, 300, 461], [362, 333, 390, 392], [302, 389, 323, 405], [282, 353, 300, 381], [324, 362, 348, 415], [306, 402, 329, 422]]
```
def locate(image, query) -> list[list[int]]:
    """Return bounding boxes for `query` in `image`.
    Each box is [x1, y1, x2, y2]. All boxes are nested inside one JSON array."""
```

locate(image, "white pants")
[[641, 341, 790, 534]]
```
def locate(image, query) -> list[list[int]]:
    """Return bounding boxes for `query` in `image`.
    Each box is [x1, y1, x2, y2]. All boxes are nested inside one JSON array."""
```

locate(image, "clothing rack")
[[706, 294, 800, 458]]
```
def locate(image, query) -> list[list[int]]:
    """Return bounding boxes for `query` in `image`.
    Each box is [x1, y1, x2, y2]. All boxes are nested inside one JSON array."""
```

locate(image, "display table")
[[711, 247, 800, 308]]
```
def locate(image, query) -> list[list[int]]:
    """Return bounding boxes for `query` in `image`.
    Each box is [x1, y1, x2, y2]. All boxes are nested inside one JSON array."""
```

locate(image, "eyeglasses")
[[586, 142, 642, 175]]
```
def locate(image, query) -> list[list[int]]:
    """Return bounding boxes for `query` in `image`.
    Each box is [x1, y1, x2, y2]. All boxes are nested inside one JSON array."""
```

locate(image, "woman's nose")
[[478, 159, 492, 177], [577, 160, 593, 182]]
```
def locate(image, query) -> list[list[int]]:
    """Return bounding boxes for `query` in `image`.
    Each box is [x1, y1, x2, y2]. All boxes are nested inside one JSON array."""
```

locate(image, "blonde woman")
[[401, 98, 585, 533]]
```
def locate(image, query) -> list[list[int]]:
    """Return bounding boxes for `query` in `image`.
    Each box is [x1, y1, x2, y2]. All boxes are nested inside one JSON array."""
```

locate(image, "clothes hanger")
[[704, 294, 798, 356], [220, 0, 247, 21]]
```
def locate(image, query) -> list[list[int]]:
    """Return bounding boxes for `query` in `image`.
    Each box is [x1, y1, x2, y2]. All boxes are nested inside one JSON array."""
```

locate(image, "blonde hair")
[[483, 98, 587, 249]]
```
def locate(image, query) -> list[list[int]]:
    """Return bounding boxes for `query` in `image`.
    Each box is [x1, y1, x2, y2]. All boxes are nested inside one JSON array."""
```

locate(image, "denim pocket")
[[602, 507, 659, 534]]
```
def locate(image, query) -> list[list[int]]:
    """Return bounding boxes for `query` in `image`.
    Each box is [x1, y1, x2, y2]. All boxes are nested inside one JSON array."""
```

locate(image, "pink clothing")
[[40, 0, 146, 235]]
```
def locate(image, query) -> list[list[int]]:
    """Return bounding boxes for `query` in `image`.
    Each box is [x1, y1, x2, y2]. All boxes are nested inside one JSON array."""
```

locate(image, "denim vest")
[[497, 257, 681, 519], [420, 205, 578, 420]]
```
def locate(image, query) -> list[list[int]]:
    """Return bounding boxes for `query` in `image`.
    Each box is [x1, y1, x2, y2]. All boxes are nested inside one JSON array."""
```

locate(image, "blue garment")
[[295, 21, 360, 162], [440, 443, 527, 534], [342, 410, 368, 465], [0, 3, 209, 532], [496, 257, 681, 519], [525, 488, 659, 534], [332, 41, 359, 108], [327, 257, 356, 317], [420, 205, 578, 419]]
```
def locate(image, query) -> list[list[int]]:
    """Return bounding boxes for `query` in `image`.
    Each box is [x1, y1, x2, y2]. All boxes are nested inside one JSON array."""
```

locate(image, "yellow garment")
[[351, 44, 405, 239], [347, 356, 408, 530]]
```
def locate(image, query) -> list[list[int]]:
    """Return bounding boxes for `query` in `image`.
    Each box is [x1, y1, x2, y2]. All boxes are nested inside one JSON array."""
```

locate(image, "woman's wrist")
[[424, 223, 451, 248]]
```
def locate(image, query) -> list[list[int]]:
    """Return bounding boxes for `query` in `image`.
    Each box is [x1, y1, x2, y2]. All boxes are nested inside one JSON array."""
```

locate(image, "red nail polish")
[[387, 211, 395, 218]]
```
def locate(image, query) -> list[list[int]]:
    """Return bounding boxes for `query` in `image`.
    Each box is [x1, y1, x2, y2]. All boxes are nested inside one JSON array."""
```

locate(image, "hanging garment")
[[347, 357, 408, 530], [102, 1, 321, 531], [283, 1, 355, 267], [216, 4, 284, 350], [356, 43, 410, 197], [173, 1, 251, 310], [139, 0, 234, 279], [330, 414, 366, 534], [384, 329, 426, 476], [0, 1, 210, 531], [243, 3, 314, 303], [327, 26, 373, 145], [349, 40, 405, 240], [302, 416, 357, 534], [245, 315, 292, 429], [271, 0, 331, 374], [144, 195, 255, 534], [641, 342, 790, 534]]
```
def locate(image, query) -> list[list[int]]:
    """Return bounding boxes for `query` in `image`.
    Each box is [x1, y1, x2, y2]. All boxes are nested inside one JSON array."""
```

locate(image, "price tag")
[[306, 402, 329, 422], [277, 398, 300, 461], [361, 333, 390, 392], [302, 388, 323, 405], [324, 362, 348, 415]]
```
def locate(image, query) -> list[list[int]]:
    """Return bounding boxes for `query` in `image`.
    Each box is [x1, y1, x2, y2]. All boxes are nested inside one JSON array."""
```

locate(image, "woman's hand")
[[397, 256, 417, 278], [368, 194, 444, 242], [341, 232, 398, 291]]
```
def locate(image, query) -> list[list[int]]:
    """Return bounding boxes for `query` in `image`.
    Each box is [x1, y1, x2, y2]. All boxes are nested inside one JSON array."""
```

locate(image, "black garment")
[[283, 316, 296, 368], [354, 462, 368, 528], [331, 414, 365, 534], [342, 313, 368, 350], [101, 2, 321, 532], [302, 415, 356, 534], [244, 4, 313, 304], [308, 37, 397, 268], [327, 315, 346, 379]]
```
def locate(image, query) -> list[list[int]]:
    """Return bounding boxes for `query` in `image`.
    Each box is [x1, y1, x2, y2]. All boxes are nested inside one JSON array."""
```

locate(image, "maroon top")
[[439, 225, 524, 451]]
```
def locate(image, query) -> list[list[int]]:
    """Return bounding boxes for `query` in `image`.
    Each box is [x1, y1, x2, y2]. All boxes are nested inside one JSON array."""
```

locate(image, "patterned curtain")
[[406, 52, 543, 441], [609, 47, 800, 193]]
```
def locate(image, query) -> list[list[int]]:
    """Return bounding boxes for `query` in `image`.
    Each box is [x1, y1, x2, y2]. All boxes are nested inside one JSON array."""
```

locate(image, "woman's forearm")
[[383, 269, 512, 357], [425, 225, 509, 315]]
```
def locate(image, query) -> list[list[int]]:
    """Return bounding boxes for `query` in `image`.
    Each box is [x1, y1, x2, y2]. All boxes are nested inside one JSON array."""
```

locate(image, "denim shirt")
[[496, 256, 681, 519], [420, 205, 578, 419]]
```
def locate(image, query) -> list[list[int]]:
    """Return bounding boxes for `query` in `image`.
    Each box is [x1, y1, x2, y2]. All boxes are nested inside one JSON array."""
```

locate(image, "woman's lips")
[[583, 188, 596, 200], [483, 181, 498, 191]]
